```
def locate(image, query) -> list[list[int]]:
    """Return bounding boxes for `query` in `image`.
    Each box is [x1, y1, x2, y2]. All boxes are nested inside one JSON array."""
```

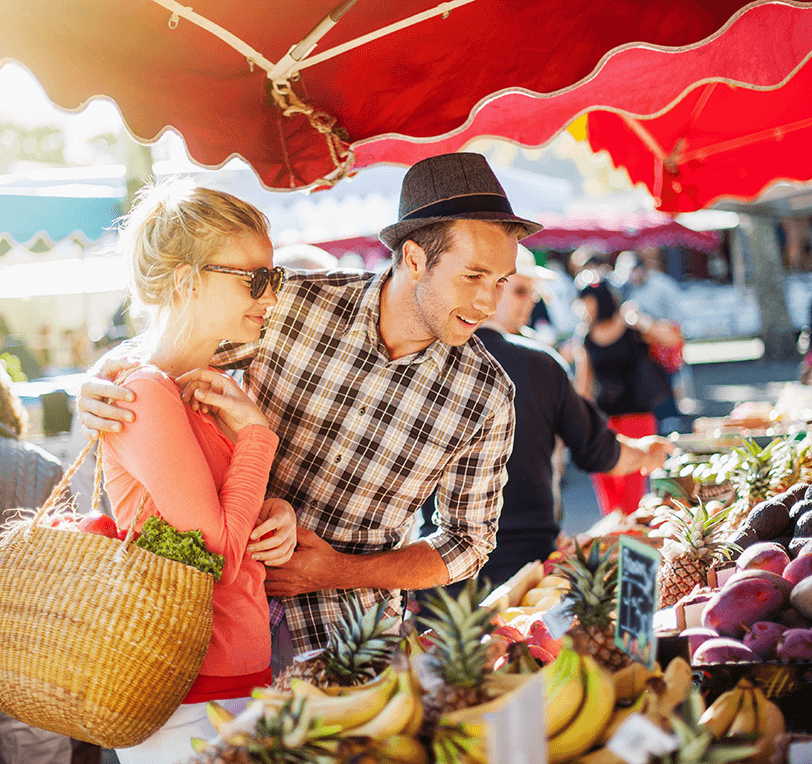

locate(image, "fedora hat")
[[379, 153, 544, 250]]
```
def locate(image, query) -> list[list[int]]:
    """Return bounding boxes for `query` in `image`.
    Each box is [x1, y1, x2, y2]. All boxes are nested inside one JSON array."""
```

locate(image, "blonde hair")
[[0, 363, 27, 437], [117, 179, 270, 323]]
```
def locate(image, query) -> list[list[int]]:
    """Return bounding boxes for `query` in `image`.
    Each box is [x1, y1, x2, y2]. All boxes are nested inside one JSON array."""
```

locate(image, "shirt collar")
[[343, 266, 451, 370]]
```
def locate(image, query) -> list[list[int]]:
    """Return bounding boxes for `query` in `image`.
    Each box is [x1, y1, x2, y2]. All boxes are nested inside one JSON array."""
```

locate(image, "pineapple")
[[416, 579, 497, 726], [186, 697, 341, 764], [656, 502, 739, 607], [726, 438, 800, 529], [272, 598, 400, 691], [554, 541, 631, 672]]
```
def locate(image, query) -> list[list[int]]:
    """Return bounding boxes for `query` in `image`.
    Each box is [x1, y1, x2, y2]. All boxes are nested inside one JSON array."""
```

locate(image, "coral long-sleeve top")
[[101, 367, 278, 678]]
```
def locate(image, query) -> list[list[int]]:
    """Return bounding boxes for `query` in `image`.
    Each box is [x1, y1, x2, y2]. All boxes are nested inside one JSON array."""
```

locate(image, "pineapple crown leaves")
[[663, 501, 739, 561], [554, 541, 619, 623], [221, 698, 342, 764], [322, 597, 400, 683], [417, 579, 497, 688]]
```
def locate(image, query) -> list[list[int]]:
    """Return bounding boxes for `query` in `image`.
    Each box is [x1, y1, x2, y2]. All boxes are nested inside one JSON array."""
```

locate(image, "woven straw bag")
[[0, 437, 214, 748]]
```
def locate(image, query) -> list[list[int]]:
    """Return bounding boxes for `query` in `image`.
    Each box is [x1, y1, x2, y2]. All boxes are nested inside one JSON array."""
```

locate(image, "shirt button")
[[310, 500, 317, 508], [334, 455, 341, 463], [359, 407, 366, 415]]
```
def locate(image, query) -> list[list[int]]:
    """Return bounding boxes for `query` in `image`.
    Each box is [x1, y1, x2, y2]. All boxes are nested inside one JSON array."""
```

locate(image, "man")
[[76, 153, 541, 658], [469, 247, 672, 585]]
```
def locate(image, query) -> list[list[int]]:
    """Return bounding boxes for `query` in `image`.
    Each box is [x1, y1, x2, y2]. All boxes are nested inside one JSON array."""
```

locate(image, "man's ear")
[[401, 239, 427, 281]]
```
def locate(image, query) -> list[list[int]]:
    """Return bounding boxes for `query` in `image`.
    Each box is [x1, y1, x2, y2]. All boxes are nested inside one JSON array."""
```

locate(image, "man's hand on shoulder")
[[76, 355, 140, 441]]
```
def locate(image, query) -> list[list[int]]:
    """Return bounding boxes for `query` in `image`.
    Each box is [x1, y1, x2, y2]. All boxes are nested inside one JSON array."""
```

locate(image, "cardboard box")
[[480, 560, 545, 613]]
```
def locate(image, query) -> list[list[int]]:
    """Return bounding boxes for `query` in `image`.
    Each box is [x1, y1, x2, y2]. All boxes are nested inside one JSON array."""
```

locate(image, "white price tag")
[[482, 672, 547, 764], [789, 740, 812, 764], [541, 598, 574, 640], [606, 714, 679, 764]]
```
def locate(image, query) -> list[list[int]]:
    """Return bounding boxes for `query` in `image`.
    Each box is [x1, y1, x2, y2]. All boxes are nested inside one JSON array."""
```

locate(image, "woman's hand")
[[76, 355, 140, 440], [247, 498, 297, 566], [177, 368, 268, 433]]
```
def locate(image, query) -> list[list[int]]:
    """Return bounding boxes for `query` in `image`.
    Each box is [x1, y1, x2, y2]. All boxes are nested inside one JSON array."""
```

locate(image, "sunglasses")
[[201, 264, 286, 300]]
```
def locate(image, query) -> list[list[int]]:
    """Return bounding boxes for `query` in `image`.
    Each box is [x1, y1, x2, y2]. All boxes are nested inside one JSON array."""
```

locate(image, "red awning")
[[585, 54, 812, 212], [3, 0, 809, 196]]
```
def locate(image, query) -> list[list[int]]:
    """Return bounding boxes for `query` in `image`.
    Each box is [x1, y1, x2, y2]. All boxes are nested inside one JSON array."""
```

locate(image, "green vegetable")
[[134, 515, 225, 581]]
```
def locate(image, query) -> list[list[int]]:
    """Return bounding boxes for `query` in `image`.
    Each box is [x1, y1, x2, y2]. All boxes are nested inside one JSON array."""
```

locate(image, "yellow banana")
[[372, 734, 430, 764], [300, 669, 399, 729], [206, 701, 235, 733], [290, 677, 328, 697], [596, 690, 647, 747], [699, 685, 744, 738], [442, 673, 536, 725], [484, 670, 535, 697], [658, 657, 693, 714], [251, 685, 288, 701], [320, 665, 395, 696], [341, 671, 416, 739], [751, 685, 768, 734], [542, 642, 588, 737], [750, 698, 786, 764], [611, 661, 661, 702], [546, 655, 616, 764], [573, 747, 630, 764], [727, 688, 757, 736]]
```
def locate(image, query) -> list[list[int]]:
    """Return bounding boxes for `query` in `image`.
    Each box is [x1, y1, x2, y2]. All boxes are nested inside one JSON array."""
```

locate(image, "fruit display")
[[675, 546, 812, 667]]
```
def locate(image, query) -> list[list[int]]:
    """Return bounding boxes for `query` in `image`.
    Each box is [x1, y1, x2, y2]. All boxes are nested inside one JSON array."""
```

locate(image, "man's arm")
[[264, 386, 516, 596], [264, 531, 449, 597]]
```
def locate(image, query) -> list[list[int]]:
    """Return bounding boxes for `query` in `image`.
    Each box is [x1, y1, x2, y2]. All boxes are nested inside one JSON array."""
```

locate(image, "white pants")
[[115, 696, 251, 764]]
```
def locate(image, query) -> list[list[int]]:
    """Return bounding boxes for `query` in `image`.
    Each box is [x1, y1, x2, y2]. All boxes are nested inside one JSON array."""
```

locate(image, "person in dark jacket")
[[422, 248, 671, 586], [0, 363, 73, 764]]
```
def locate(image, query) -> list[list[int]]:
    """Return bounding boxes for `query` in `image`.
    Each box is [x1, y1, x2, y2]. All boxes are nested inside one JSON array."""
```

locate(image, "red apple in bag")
[[78, 512, 119, 539]]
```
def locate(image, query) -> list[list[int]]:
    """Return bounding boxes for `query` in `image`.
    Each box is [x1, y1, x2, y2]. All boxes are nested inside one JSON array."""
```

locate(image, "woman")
[[573, 278, 673, 516], [101, 180, 297, 764]]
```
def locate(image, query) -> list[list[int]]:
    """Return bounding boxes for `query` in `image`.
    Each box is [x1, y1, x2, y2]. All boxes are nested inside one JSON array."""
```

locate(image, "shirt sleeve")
[[103, 373, 278, 586], [422, 385, 515, 583], [555, 363, 621, 474], [211, 338, 261, 371]]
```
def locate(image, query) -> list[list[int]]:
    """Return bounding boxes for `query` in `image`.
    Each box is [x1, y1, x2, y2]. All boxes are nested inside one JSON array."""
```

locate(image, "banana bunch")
[[539, 639, 616, 763], [257, 662, 424, 740], [562, 657, 694, 764], [699, 677, 785, 763]]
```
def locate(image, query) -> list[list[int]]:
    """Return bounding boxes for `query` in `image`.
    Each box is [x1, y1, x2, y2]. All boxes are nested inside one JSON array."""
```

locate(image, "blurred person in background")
[[0, 361, 74, 764], [615, 247, 690, 433], [574, 278, 678, 516]]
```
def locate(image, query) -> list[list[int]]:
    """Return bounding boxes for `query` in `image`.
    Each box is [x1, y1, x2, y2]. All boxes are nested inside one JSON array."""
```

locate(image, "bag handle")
[[26, 366, 150, 554]]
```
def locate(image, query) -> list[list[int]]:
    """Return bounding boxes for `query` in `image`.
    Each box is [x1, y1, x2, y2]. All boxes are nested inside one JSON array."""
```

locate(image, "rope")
[[268, 81, 355, 187], [27, 366, 150, 554]]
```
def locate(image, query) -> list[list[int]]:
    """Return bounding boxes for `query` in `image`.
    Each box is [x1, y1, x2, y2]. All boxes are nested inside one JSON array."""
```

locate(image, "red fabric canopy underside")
[[528, 213, 721, 253], [314, 213, 720, 263], [586, 55, 812, 212], [2, 1, 809, 191]]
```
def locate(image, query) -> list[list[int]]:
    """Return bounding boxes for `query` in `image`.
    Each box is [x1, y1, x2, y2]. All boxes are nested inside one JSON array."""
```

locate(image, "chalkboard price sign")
[[615, 536, 661, 669]]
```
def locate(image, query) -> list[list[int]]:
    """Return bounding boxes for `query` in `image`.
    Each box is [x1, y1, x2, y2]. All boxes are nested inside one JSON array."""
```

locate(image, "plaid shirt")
[[213, 268, 515, 654]]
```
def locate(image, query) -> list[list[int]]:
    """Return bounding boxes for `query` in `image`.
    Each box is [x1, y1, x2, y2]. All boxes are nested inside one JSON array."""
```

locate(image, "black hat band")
[[401, 193, 514, 222]]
